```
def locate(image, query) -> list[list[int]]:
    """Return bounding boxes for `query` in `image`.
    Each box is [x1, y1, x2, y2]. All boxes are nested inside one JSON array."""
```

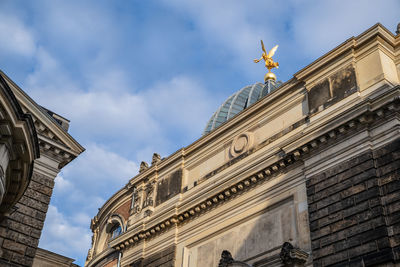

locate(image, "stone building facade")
[[86, 23, 400, 267], [32, 248, 79, 267], [0, 71, 84, 266]]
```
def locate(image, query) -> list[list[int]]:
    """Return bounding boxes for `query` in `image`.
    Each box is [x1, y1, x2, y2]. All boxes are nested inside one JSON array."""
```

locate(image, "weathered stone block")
[[11, 252, 33, 266], [31, 173, 54, 188], [30, 228, 41, 239], [23, 188, 51, 205], [24, 246, 36, 258], [330, 66, 357, 100], [18, 196, 48, 213], [156, 169, 182, 206], [308, 79, 330, 112], [27, 180, 53, 197], [7, 220, 32, 235], [17, 233, 39, 248], [307, 139, 400, 266], [363, 247, 394, 266], [0, 248, 13, 261], [3, 239, 26, 255], [14, 203, 36, 218]]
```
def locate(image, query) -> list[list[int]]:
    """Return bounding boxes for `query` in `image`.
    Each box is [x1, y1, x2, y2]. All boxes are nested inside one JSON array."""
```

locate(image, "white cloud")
[[51, 143, 136, 223], [23, 44, 217, 153], [54, 175, 73, 194], [39, 205, 92, 260], [63, 143, 138, 184], [72, 212, 92, 226], [142, 75, 218, 137], [163, 0, 278, 67], [0, 14, 36, 56], [24, 49, 159, 142]]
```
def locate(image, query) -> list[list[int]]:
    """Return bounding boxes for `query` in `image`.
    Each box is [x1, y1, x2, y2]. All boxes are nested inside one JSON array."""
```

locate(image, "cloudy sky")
[[0, 0, 399, 265]]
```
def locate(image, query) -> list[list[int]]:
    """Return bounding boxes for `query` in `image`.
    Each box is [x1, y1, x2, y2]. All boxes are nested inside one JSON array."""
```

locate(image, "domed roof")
[[203, 80, 282, 135]]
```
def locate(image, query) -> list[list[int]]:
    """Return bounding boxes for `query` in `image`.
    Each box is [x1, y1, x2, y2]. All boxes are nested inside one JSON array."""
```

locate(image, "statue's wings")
[[261, 40, 266, 53], [268, 45, 278, 58]]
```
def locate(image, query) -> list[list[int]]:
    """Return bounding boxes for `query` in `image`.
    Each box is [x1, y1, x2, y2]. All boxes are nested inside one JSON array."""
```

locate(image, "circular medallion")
[[230, 132, 254, 158], [233, 135, 248, 153]]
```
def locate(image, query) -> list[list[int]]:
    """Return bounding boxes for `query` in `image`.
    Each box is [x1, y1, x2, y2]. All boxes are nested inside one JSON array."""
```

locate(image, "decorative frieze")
[[111, 97, 400, 251]]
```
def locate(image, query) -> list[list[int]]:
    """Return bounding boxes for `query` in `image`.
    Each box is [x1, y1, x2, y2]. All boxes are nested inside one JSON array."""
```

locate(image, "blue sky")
[[0, 1, 399, 265]]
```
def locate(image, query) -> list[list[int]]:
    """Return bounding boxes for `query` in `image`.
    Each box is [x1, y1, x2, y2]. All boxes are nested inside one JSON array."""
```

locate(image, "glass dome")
[[203, 80, 282, 135]]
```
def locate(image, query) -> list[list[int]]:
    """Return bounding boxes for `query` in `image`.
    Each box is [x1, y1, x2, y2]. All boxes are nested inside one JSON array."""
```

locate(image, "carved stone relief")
[[218, 250, 250, 267], [131, 187, 142, 214], [139, 161, 149, 173], [229, 132, 254, 158], [151, 153, 161, 165], [217, 242, 308, 267], [142, 181, 155, 209]]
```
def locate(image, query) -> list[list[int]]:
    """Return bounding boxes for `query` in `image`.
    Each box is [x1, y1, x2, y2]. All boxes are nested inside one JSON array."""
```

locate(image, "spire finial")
[[396, 22, 400, 35], [254, 40, 279, 82]]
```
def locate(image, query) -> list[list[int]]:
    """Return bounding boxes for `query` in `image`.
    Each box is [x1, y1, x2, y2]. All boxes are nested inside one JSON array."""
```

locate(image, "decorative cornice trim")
[[0, 70, 85, 155], [109, 96, 400, 252]]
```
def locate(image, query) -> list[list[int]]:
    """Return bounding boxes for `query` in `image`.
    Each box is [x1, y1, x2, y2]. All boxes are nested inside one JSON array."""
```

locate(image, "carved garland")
[[112, 99, 399, 251]]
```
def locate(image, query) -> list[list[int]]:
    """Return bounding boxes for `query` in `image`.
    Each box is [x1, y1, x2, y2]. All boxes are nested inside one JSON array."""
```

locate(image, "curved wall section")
[[0, 73, 39, 219]]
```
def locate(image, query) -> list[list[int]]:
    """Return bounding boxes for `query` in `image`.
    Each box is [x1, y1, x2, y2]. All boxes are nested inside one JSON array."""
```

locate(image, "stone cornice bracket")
[[37, 138, 75, 168], [280, 242, 309, 267], [218, 250, 251, 267]]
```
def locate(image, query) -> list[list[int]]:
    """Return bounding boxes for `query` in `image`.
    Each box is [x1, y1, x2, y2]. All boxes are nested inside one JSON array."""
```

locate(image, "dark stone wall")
[[130, 245, 175, 267], [330, 65, 357, 100], [308, 79, 330, 111], [0, 172, 54, 267], [308, 66, 357, 114], [307, 138, 400, 266], [156, 169, 182, 206]]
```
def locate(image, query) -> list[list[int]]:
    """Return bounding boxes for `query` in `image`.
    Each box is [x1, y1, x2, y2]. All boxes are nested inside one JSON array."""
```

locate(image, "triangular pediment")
[[0, 71, 84, 158]]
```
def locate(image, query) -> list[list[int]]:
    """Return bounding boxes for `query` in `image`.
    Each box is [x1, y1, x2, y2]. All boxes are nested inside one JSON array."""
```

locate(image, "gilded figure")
[[254, 40, 279, 72]]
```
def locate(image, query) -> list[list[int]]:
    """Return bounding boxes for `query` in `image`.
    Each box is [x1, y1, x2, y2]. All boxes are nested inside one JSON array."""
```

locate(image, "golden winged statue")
[[254, 40, 279, 81]]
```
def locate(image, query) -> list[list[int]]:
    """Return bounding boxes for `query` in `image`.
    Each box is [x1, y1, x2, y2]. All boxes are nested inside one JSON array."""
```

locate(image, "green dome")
[[203, 80, 282, 135]]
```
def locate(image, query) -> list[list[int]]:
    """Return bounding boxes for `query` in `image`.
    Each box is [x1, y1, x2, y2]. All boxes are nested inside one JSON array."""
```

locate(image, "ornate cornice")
[[38, 137, 75, 168], [0, 70, 84, 156], [109, 93, 400, 252]]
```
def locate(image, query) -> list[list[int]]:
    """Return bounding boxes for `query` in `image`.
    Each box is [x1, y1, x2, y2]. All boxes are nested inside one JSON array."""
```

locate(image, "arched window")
[[105, 214, 124, 240], [110, 223, 122, 239]]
